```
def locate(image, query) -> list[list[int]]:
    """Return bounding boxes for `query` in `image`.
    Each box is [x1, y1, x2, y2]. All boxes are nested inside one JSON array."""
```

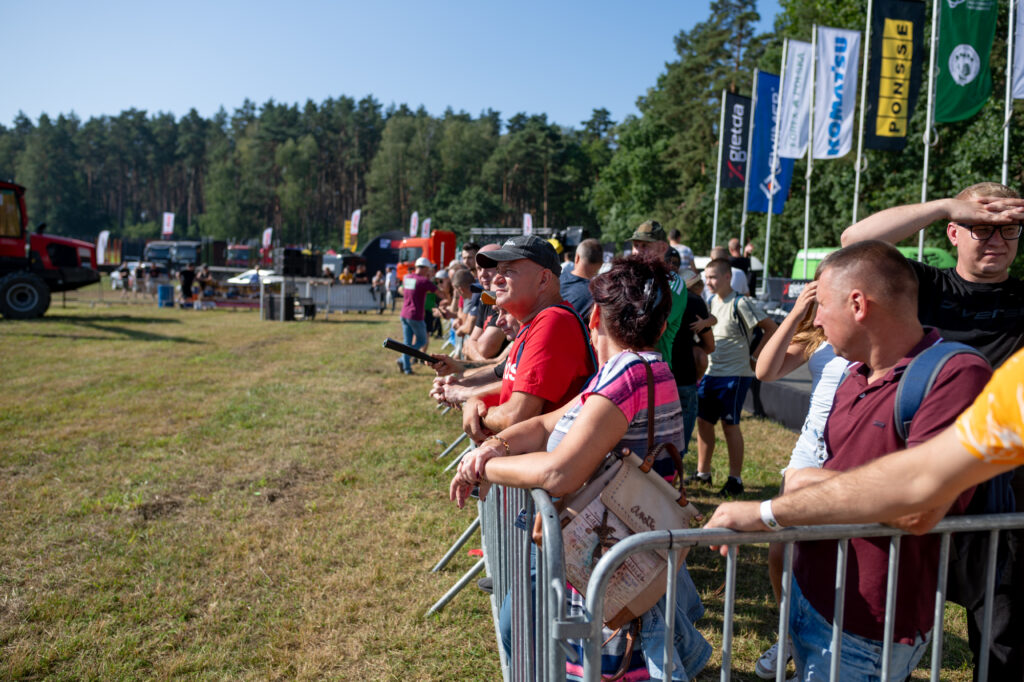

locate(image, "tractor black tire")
[[0, 271, 51, 319]]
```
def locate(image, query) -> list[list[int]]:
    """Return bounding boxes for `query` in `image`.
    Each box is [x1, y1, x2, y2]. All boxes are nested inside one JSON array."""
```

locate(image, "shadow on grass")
[[5, 316, 200, 344], [38, 314, 184, 325]]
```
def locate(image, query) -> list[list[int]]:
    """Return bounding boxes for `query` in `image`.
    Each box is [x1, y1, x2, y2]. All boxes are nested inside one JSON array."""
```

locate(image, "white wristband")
[[760, 499, 783, 531]]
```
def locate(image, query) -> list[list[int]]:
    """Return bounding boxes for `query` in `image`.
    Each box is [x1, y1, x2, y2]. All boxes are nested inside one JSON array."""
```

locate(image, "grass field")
[[0, 283, 973, 680]]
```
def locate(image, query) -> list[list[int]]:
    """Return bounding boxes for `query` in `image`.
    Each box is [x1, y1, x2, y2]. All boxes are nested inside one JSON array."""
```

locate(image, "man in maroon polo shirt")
[[781, 241, 992, 681]]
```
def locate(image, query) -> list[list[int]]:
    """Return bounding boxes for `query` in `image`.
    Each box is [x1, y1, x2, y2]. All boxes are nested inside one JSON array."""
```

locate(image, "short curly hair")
[[588, 255, 673, 349]]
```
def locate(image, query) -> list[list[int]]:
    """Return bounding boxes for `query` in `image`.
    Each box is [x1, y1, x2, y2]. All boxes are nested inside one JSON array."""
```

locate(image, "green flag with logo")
[[935, 0, 998, 122]]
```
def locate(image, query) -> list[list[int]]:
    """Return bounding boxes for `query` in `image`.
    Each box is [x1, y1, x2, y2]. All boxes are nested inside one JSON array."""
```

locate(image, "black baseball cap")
[[476, 235, 561, 276]]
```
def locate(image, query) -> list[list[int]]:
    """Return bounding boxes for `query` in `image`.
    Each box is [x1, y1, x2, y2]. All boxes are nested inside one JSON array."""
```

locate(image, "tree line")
[[2, 0, 1021, 276]]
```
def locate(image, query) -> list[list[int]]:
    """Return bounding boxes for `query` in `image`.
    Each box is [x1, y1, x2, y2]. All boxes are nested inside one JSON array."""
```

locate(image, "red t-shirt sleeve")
[[511, 309, 589, 405]]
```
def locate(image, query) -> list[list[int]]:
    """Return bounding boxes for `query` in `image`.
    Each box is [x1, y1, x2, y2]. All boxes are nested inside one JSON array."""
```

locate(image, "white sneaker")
[[755, 639, 792, 679]]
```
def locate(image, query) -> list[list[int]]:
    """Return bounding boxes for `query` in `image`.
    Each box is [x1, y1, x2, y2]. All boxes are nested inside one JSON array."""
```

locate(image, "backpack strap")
[[512, 304, 598, 385], [731, 294, 751, 346], [893, 341, 989, 443]]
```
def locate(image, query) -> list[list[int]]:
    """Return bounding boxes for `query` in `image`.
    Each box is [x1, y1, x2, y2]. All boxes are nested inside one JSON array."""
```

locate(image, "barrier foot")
[[426, 558, 486, 616], [432, 515, 481, 572], [436, 431, 468, 460]]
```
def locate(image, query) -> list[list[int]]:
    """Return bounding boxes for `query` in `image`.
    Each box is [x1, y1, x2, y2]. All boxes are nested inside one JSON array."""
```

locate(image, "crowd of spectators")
[[389, 181, 1023, 680]]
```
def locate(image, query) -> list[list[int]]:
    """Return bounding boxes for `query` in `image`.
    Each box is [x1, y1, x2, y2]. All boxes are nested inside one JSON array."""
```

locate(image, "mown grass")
[[0, 281, 972, 680]]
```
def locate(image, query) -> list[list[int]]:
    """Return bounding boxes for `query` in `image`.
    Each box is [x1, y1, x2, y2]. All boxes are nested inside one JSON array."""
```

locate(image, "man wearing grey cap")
[[461, 235, 597, 442]]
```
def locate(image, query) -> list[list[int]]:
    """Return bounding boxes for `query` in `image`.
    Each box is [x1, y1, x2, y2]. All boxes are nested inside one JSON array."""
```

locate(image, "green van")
[[789, 246, 957, 279]]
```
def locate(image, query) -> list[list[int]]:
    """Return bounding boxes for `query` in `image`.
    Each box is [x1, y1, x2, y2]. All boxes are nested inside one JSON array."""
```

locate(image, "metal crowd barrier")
[[309, 282, 380, 313], [472, 489, 1024, 682]]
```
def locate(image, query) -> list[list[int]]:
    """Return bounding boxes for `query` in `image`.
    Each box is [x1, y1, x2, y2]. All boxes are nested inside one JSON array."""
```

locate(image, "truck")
[[394, 230, 456, 279], [0, 180, 100, 318], [143, 240, 201, 273]]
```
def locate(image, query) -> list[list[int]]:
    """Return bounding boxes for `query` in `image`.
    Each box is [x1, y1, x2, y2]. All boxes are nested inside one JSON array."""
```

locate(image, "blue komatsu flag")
[[746, 71, 795, 215]]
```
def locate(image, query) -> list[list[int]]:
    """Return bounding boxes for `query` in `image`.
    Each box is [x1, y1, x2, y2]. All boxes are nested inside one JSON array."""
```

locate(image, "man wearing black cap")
[[461, 235, 597, 442]]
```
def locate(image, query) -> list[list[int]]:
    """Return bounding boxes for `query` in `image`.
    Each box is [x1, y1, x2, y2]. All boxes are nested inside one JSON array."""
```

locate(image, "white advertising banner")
[[813, 26, 861, 159], [409, 211, 419, 237], [96, 230, 110, 265], [421, 217, 431, 238], [1014, 0, 1024, 98], [777, 39, 814, 159], [161, 212, 174, 237], [350, 209, 361, 236], [262, 227, 273, 248], [522, 213, 533, 236]]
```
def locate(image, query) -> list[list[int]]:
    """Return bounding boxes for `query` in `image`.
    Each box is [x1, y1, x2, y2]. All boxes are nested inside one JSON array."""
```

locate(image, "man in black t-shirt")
[[671, 290, 715, 455], [842, 181, 1024, 679]]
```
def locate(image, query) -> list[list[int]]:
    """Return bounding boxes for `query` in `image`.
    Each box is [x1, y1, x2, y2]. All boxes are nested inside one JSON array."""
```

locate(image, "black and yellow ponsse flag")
[[864, 0, 926, 150]]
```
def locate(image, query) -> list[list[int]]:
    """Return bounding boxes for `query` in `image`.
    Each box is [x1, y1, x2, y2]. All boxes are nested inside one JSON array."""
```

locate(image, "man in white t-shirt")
[[693, 258, 776, 496]]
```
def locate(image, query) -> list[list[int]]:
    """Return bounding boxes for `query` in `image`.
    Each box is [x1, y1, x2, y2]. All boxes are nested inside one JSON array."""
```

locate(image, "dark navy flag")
[[720, 92, 752, 188], [746, 71, 795, 215]]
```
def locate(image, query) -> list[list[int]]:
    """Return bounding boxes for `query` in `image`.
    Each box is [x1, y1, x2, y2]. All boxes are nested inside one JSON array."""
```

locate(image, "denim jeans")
[[677, 384, 698, 455], [790, 577, 929, 681], [400, 317, 428, 372]]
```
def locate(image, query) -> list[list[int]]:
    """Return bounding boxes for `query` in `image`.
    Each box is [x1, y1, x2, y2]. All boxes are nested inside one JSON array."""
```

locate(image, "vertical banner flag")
[[935, 0, 998, 122], [813, 27, 861, 159], [350, 209, 361, 240], [162, 212, 174, 237], [747, 72, 797, 215], [421, 217, 431, 238], [262, 227, 273, 248], [1014, 0, 1024, 98], [865, 0, 926, 150], [777, 40, 815, 158], [409, 211, 419, 237], [523, 213, 533, 236], [720, 92, 752, 188], [96, 230, 110, 266]]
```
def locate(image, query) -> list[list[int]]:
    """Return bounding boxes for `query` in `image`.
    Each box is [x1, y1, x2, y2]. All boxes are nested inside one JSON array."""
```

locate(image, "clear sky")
[[8, 0, 781, 130]]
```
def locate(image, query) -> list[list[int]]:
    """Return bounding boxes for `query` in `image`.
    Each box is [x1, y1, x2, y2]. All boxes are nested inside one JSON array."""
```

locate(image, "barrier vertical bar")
[[978, 528, 1000, 682], [720, 545, 739, 681], [776, 542, 794, 682], [879, 536, 902, 681], [662, 547, 679, 682], [829, 538, 850, 681], [929, 532, 951, 682]]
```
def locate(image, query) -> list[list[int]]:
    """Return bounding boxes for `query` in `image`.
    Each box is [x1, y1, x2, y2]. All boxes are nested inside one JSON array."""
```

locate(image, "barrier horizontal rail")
[[574, 513, 1024, 682], [479, 482, 1024, 681]]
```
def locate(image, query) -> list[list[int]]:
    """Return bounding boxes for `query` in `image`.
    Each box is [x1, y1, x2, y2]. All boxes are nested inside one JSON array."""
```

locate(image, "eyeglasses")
[[953, 223, 1023, 241]]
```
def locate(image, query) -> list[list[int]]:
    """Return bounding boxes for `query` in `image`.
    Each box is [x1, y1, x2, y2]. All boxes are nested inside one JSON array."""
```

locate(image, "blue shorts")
[[697, 375, 752, 426]]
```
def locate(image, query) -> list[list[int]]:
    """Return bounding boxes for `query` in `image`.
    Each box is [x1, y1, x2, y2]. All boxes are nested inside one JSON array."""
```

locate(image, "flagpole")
[[853, 0, 874, 224], [712, 89, 728, 249], [1003, 0, 1016, 186], [740, 70, 759, 248], [765, 39, 789, 285], [920, 0, 940, 262], [803, 26, 817, 279]]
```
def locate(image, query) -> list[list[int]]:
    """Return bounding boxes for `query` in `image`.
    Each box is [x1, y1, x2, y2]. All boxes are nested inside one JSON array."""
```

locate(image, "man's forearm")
[[841, 199, 952, 247]]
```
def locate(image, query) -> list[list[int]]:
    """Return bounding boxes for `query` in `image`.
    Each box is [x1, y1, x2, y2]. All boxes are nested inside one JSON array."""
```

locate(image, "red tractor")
[[0, 180, 100, 318]]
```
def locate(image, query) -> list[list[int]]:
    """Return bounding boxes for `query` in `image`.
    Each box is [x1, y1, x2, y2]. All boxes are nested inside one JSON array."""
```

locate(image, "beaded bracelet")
[[485, 435, 511, 457]]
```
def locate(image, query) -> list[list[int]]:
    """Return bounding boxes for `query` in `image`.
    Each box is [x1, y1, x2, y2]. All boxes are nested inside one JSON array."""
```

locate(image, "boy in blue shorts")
[[692, 258, 776, 496]]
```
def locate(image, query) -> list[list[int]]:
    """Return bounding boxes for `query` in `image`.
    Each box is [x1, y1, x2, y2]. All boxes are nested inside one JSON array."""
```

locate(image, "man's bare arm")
[[464, 326, 506, 361], [480, 391, 547, 434], [841, 197, 1024, 247]]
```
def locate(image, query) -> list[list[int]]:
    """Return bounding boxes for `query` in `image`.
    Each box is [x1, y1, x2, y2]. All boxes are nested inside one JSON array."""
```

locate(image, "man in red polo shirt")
[[461, 235, 596, 443], [776, 241, 992, 681]]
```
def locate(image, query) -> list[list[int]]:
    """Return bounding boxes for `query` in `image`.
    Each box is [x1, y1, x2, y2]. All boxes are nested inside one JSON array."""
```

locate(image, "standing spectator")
[[842, 182, 1024, 677], [692, 258, 777, 495], [178, 262, 196, 304], [463, 244, 509, 362], [132, 261, 145, 300], [629, 220, 688, 370], [461, 242, 480, 280], [397, 257, 447, 375], [118, 262, 130, 299], [729, 237, 755, 293], [669, 228, 695, 270], [558, 238, 603, 321], [669, 255, 715, 457], [764, 241, 990, 681], [702, 247, 749, 298], [385, 266, 398, 311], [371, 269, 385, 311]]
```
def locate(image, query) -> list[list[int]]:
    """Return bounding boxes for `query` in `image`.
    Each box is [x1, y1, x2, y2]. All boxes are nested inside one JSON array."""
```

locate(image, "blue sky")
[[8, 0, 781, 130]]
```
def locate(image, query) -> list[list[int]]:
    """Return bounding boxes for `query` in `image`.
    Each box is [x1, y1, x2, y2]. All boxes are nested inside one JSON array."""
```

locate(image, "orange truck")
[[394, 230, 456, 279]]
